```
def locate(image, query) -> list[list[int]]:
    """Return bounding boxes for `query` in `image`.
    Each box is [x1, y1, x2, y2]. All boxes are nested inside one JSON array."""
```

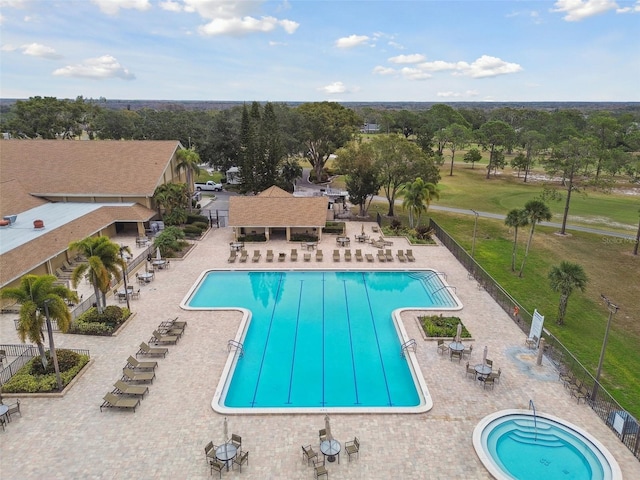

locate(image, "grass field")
[[363, 162, 640, 418]]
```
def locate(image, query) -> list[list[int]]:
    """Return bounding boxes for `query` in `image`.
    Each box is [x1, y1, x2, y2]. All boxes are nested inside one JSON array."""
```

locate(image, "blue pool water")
[[478, 412, 616, 480], [186, 270, 459, 409]]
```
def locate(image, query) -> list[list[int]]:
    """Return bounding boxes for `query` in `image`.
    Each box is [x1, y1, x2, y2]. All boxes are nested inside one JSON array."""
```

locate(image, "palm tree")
[[504, 208, 529, 272], [0, 274, 77, 368], [69, 236, 124, 314], [402, 177, 439, 228], [548, 261, 588, 325], [518, 199, 552, 278], [176, 147, 202, 212]]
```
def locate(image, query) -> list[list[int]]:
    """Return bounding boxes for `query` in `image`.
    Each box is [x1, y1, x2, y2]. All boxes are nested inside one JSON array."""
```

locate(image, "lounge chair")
[[125, 355, 157, 371], [344, 249, 352, 261], [228, 250, 237, 263], [355, 249, 363, 261], [385, 248, 393, 261], [113, 380, 149, 398], [371, 225, 379, 232], [122, 367, 155, 384], [345, 437, 360, 462], [137, 342, 168, 358], [266, 250, 274, 262], [371, 240, 385, 248], [302, 445, 318, 465], [333, 249, 340, 262], [377, 249, 386, 262], [239, 249, 248, 262], [316, 249, 323, 261], [379, 236, 393, 246], [405, 249, 415, 262], [100, 392, 140, 412], [291, 248, 298, 261], [278, 252, 286, 262], [397, 250, 407, 262], [252, 250, 261, 262], [233, 450, 249, 472], [150, 330, 178, 345], [304, 253, 311, 262], [365, 253, 374, 262]]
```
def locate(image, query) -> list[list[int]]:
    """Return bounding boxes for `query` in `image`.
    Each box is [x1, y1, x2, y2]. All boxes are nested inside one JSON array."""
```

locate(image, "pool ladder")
[[529, 399, 538, 442], [228, 340, 244, 357], [401, 339, 417, 357]]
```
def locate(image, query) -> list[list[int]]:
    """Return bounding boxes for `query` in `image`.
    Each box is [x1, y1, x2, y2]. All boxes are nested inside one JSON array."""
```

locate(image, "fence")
[[430, 219, 640, 460], [0, 344, 90, 386]]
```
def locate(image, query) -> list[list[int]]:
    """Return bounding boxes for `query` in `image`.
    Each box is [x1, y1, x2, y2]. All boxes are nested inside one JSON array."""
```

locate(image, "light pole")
[[119, 246, 131, 310], [43, 299, 63, 391], [591, 294, 619, 401], [471, 209, 479, 258]]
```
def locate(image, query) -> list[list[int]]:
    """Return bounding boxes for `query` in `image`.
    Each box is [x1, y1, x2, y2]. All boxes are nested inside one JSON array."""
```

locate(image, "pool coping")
[[180, 268, 463, 415], [472, 409, 623, 480]]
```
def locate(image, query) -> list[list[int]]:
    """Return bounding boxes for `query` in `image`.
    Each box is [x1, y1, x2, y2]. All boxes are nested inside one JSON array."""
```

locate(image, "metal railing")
[[430, 219, 640, 460]]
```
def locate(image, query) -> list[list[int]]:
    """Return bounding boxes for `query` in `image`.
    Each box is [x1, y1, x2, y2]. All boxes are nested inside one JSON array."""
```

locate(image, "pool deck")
[[1, 224, 638, 479]]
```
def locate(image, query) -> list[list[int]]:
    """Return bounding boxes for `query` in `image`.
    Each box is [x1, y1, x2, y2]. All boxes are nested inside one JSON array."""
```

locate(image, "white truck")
[[194, 181, 222, 192]]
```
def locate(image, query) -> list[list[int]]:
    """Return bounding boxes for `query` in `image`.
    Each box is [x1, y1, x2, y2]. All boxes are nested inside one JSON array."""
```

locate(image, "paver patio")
[[1, 223, 638, 479]]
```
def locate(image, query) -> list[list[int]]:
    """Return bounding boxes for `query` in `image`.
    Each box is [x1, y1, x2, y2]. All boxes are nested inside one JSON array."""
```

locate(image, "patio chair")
[[228, 250, 237, 263], [316, 249, 323, 261], [333, 249, 340, 262], [233, 450, 249, 472], [136, 273, 146, 286], [131, 289, 141, 300], [278, 252, 286, 262], [266, 250, 274, 262], [345, 437, 360, 462], [365, 253, 374, 262], [355, 249, 363, 262], [239, 249, 248, 263], [405, 249, 415, 262], [122, 368, 155, 384], [0, 417, 5, 431], [486, 368, 502, 384], [291, 248, 298, 261], [450, 350, 462, 363], [6, 400, 21, 421], [344, 249, 352, 261], [485, 359, 493, 368], [385, 248, 393, 261], [125, 355, 157, 371], [377, 249, 386, 262], [483, 376, 496, 390], [137, 342, 168, 358], [100, 392, 140, 412], [302, 445, 318, 465], [210, 459, 225, 478], [150, 330, 178, 345], [113, 380, 148, 398], [437, 339, 448, 355], [397, 250, 407, 262], [252, 250, 261, 262], [204, 441, 217, 463], [304, 253, 311, 262], [465, 362, 476, 379], [231, 433, 242, 448], [462, 344, 473, 359], [319, 428, 328, 442], [314, 459, 329, 479]]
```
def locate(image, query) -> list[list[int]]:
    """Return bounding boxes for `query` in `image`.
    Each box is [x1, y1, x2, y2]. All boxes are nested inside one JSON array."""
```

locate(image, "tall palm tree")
[[402, 177, 439, 228], [504, 208, 529, 272], [69, 236, 124, 314], [548, 261, 588, 325], [0, 274, 77, 368], [518, 199, 552, 278], [176, 147, 202, 212]]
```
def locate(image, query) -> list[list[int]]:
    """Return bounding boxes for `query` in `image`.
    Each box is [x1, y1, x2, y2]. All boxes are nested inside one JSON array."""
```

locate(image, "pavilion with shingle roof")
[[229, 186, 328, 241]]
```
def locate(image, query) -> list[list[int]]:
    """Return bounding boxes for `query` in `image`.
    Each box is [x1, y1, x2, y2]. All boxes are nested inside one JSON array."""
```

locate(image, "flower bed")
[[419, 314, 471, 338]]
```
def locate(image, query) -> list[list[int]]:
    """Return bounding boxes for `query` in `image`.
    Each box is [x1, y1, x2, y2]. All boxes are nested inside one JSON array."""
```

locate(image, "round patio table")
[[474, 364, 492, 381], [215, 443, 237, 471], [320, 439, 341, 463]]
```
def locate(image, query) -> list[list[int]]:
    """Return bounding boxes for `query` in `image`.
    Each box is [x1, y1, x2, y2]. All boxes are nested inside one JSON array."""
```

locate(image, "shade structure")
[[361, 223, 365, 235], [482, 346, 488, 366], [223, 416, 228, 439], [324, 414, 332, 441], [456, 323, 462, 343], [156, 247, 162, 260]]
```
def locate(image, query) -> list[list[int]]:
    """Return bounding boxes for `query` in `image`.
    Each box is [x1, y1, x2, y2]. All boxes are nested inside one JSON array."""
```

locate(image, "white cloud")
[[437, 90, 479, 98], [400, 67, 432, 80], [551, 0, 619, 21], [159, 0, 182, 12], [417, 60, 458, 72], [91, 0, 151, 15], [387, 40, 404, 50], [0, 0, 31, 8], [335, 34, 369, 48], [53, 55, 135, 80], [21, 42, 61, 59], [319, 81, 348, 94], [616, 0, 640, 13], [198, 15, 298, 36], [454, 55, 523, 78], [372, 65, 395, 75], [1, 43, 17, 51], [388, 53, 426, 64], [279, 18, 299, 34]]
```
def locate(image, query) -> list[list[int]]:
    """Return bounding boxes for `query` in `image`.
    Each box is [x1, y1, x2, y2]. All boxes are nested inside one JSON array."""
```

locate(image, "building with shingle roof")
[[0, 140, 185, 288]]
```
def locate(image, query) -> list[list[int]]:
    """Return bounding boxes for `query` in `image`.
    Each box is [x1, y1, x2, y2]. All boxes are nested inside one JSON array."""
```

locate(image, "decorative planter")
[[33, 219, 45, 229]]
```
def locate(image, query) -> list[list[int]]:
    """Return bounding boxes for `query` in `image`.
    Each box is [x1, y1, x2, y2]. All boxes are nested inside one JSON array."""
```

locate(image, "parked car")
[[194, 181, 222, 192]]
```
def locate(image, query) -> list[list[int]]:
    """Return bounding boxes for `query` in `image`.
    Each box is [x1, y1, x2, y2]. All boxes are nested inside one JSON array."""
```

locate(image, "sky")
[[1, 0, 639, 102]]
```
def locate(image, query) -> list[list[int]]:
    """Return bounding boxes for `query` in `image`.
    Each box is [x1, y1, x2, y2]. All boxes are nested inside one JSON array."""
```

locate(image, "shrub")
[[192, 221, 209, 230], [390, 218, 402, 232], [290, 233, 318, 242], [186, 214, 209, 224], [183, 224, 202, 236], [415, 225, 435, 240], [237, 233, 266, 242], [419, 315, 471, 338], [70, 306, 129, 336], [2, 351, 89, 393], [322, 222, 345, 234]]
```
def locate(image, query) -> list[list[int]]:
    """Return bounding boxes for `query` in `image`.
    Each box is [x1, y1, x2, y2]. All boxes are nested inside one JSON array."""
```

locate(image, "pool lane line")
[[321, 272, 326, 407], [342, 279, 360, 405], [361, 272, 393, 406], [249, 272, 284, 407], [285, 279, 304, 405]]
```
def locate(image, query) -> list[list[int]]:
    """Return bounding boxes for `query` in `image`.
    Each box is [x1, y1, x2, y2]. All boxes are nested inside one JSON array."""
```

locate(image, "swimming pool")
[[181, 270, 461, 414], [473, 410, 622, 480]]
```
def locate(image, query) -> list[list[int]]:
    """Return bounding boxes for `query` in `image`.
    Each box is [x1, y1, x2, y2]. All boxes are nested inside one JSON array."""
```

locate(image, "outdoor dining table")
[[0, 404, 8, 421], [336, 237, 350, 246], [320, 439, 341, 463], [303, 242, 317, 250], [355, 235, 369, 243], [139, 272, 154, 283], [230, 242, 244, 251], [474, 364, 492, 381], [151, 260, 166, 270], [215, 443, 238, 471], [449, 341, 465, 353]]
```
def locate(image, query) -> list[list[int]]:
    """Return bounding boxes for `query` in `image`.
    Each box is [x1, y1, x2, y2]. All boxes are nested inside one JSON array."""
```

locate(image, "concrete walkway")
[[1, 223, 638, 479]]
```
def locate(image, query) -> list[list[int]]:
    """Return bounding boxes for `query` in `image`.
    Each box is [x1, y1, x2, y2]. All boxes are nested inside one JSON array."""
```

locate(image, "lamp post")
[[471, 209, 479, 259], [591, 294, 619, 401], [43, 299, 63, 391], [119, 246, 131, 310]]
